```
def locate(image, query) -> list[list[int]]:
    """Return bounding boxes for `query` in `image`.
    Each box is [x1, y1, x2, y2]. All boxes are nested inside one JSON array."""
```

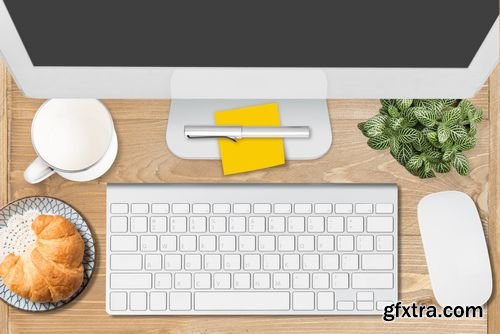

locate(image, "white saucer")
[[58, 129, 118, 182]]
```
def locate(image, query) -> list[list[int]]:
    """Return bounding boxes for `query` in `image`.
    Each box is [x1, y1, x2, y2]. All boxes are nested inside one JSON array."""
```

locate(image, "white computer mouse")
[[417, 191, 492, 307]]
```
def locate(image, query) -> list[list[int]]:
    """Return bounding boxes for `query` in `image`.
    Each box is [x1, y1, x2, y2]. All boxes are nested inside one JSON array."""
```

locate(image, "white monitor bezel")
[[0, 2, 498, 99]]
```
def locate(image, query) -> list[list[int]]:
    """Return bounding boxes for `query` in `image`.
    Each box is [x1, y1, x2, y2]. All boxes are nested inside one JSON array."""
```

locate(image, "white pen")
[[185, 126, 310, 141]]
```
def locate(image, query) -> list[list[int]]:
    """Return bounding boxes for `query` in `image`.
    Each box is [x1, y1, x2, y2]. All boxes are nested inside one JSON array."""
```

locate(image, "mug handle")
[[24, 157, 55, 184]]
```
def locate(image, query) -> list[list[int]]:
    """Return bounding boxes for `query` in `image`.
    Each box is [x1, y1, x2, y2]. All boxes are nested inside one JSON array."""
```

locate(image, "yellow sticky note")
[[215, 103, 285, 175]]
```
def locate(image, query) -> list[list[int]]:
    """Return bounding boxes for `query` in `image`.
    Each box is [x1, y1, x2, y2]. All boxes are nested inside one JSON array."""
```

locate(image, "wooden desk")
[[0, 61, 499, 334]]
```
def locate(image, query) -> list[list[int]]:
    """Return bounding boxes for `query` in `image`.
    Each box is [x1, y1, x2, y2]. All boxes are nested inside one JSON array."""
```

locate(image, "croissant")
[[0, 215, 85, 303]]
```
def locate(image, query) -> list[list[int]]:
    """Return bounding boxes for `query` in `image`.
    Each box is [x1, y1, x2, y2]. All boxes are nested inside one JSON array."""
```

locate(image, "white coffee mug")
[[24, 99, 118, 184]]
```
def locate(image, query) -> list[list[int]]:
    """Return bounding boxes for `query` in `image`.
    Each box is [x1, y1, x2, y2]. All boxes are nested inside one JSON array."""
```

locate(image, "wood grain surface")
[[488, 66, 500, 334], [0, 62, 498, 334]]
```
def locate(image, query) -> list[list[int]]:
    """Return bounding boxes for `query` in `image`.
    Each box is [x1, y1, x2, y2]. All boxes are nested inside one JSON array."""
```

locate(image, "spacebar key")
[[195, 292, 290, 311]]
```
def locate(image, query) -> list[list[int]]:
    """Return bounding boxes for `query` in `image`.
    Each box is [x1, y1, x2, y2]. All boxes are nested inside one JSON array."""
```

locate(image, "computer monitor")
[[0, 0, 498, 159]]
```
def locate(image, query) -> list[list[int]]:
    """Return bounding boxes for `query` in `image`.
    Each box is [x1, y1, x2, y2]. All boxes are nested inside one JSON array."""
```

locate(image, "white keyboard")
[[106, 184, 398, 315]]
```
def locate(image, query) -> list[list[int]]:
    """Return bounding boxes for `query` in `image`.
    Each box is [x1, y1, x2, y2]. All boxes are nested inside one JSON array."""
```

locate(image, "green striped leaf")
[[399, 127, 419, 144], [437, 124, 451, 143], [442, 107, 463, 126], [400, 107, 419, 127], [363, 115, 388, 137], [394, 143, 414, 165], [368, 135, 391, 150], [405, 155, 423, 171], [395, 99, 413, 110], [452, 153, 469, 176], [455, 136, 476, 151], [433, 161, 451, 173], [388, 117, 405, 131], [414, 107, 437, 127], [449, 125, 467, 141]]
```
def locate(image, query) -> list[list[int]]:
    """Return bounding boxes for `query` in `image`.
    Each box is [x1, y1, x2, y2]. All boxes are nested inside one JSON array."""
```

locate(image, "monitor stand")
[[166, 70, 333, 160]]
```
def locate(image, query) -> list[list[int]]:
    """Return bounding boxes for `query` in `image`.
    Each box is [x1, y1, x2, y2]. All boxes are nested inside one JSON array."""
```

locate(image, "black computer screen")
[[4, 0, 498, 68]]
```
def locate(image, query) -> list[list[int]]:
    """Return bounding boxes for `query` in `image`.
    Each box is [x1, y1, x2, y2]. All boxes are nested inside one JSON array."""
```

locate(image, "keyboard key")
[[366, 217, 393, 232], [293, 273, 310, 289], [355, 203, 373, 214], [357, 291, 374, 301], [130, 292, 147, 311], [263, 254, 280, 270], [150, 292, 167, 311], [214, 273, 231, 289], [130, 217, 148, 233], [273, 273, 290, 289], [229, 217, 246, 232], [341, 254, 359, 270], [317, 235, 334, 251], [131, 204, 149, 214], [361, 254, 393, 270], [189, 217, 207, 233], [337, 235, 354, 252], [243, 254, 260, 270], [111, 273, 152, 289], [274, 203, 292, 214], [224, 254, 241, 270], [297, 235, 314, 251], [179, 235, 197, 252], [111, 203, 128, 214], [155, 273, 172, 289], [258, 235, 275, 252], [269, 217, 285, 232], [219, 235, 236, 252], [185, 254, 202, 270], [111, 236, 137, 252], [357, 301, 374, 311], [337, 300, 354, 311], [254, 203, 271, 214], [172, 203, 190, 214], [288, 217, 305, 233], [335, 203, 353, 214], [376, 203, 393, 214], [331, 273, 349, 289], [234, 203, 251, 214], [278, 235, 295, 251], [194, 273, 211, 289], [322, 254, 340, 270], [352, 273, 393, 289], [164, 254, 182, 270], [195, 292, 290, 311], [294, 203, 312, 214], [327, 217, 344, 232], [193, 203, 210, 214], [239, 235, 256, 251], [175, 273, 192, 289], [315, 203, 332, 214], [111, 254, 142, 271], [145, 254, 162, 270], [150, 217, 167, 233], [110, 292, 127, 311], [248, 217, 266, 232], [110, 216, 127, 233], [151, 203, 169, 214], [253, 273, 271, 289], [307, 217, 324, 232], [347, 217, 364, 233], [357, 235, 374, 251], [140, 235, 157, 252], [377, 235, 394, 251], [293, 292, 314, 310], [302, 254, 319, 270], [234, 273, 251, 289], [313, 273, 329, 289], [159, 235, 177, 251], [170, 292, 192, 310], [170, 217, 188, 233], [199, 235, 216, 251], [209, 217, 226, 232], [204, 254, 221, 270], [317, 292, 335, 310], [213, 203, 230, 214], [283, 254, 300, 270]]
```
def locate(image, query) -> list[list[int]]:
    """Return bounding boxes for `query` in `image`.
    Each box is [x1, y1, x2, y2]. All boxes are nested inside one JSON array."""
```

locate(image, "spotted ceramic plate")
[[0, 197, 95, 312]]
